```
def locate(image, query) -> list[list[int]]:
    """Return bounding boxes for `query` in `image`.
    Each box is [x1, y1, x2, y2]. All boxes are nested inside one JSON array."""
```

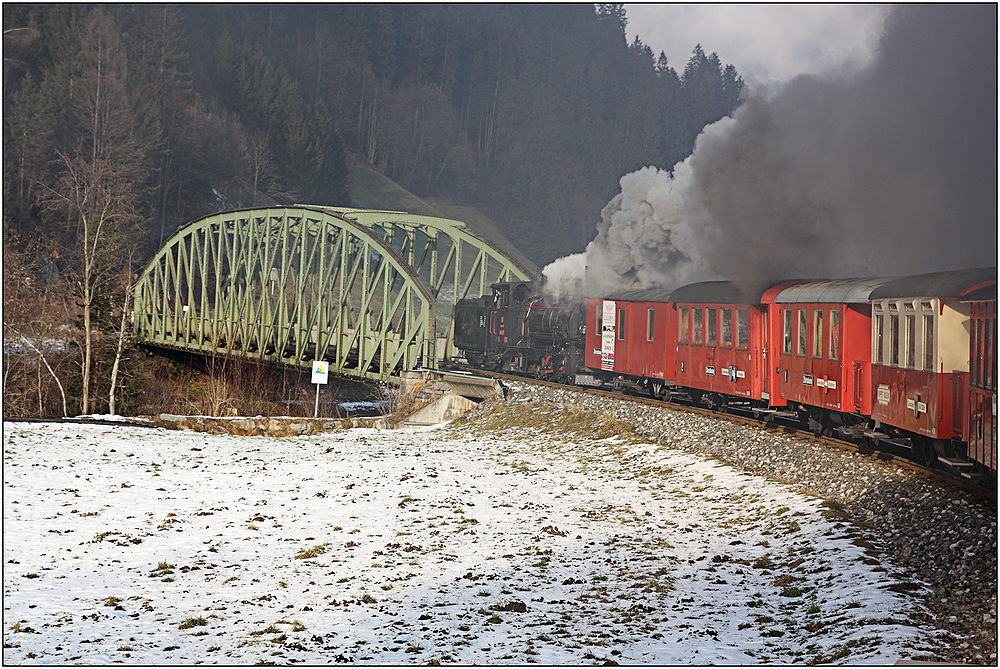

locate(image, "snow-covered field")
[[4, 417, 940, 664]]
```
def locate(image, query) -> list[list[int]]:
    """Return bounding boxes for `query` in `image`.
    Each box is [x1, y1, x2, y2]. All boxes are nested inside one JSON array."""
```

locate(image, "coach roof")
[[669, 280, 796, 305], [869, 267, 997, 300], [600, 287, 674, 302], [961, 283, 997, 302], [774, 278, 893, 305]]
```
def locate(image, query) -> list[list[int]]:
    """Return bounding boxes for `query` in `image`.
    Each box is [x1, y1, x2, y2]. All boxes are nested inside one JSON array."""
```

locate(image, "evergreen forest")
[[3, 3, 742, 418]]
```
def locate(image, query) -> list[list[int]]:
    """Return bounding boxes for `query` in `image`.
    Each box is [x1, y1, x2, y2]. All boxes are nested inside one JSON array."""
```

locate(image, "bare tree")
[[242, 132, 297, 206], [108, 261, 135, 415], [37, 9, 144, 415], [40, 151, 141, 414]]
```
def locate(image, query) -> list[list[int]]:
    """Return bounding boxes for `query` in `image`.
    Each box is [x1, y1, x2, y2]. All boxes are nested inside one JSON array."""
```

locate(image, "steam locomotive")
[[453, 281, 586, 383], [452, 268, 996, 479]]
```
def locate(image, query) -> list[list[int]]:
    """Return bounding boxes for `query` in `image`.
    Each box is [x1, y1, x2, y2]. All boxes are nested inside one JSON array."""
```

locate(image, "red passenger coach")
[[867, 268, 996, 467], [582, 289, 676, 397], [770, 279, 892, 434], [963, 282, 997, 472], [670, 280, 804, 406]]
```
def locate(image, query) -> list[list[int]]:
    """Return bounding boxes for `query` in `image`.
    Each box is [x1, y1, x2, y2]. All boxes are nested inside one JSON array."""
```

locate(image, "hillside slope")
[[347, 162, 539, 277]]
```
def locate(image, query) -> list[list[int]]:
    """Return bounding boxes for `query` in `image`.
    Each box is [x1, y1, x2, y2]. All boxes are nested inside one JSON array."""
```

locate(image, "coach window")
[[973, 320, 982, 387], [984, 320, 992, 389], [721, 308, 733, 348], [905, 314, 916, 368], [988, 318, 995, 390], [813, 310, 823, 358], [618, 309, 626, 341], [980, 320, 989, 387], [783, 309, 792, 355], [889, 313, 899, 366], [874, 313, 884, 364], [707, 308, 717, 347], [829, 309, 840, 360], [679, 306, 690, 345], [924, 314, 934, 372], [693, 308, 703, 345], [971, 321, 980, 386], [797, 309, 806, 357], [737, 308, 749, 349], [647, 308, 655, 342]]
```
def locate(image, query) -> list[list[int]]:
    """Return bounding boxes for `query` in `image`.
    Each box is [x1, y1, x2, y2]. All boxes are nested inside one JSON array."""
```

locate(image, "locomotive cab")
[[492, 282, 532, 309]]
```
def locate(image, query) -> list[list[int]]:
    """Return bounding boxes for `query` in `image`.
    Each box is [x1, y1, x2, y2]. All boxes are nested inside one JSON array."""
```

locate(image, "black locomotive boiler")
[[453, 281, 586, 383]]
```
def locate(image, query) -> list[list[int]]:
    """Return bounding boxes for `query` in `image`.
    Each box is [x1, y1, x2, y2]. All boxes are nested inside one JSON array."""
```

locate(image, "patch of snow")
[[338, 401, 386, 415], [4, 337, 71, 357], [72, 415, 152, 423], [2, 421, 940, 664]]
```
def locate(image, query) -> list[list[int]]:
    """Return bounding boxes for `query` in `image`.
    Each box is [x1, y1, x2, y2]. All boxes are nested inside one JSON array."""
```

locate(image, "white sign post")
[[311, 361, 329, 417]]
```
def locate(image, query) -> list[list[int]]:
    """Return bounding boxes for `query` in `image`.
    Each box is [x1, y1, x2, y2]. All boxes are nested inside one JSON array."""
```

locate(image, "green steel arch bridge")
[[133, 206, 538, 381]]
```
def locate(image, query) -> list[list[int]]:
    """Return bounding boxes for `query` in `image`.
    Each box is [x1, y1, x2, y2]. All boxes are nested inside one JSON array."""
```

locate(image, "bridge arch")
[[133, 207, 438, 380]]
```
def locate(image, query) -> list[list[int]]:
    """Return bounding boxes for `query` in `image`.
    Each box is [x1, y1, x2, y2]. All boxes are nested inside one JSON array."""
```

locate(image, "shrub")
[[295, 543, 329, 560], [179, 616, 207, 629]]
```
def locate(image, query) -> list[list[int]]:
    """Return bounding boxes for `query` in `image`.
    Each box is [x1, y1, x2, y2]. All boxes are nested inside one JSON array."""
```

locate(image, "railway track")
[[445, 365, 997, 502]]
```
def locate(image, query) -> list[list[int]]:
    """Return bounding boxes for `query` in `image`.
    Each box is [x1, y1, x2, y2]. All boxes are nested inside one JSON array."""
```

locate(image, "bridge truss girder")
[[133, 207, 438, 381], [133, 206, 538, 381], [325, 208, 538, 356]]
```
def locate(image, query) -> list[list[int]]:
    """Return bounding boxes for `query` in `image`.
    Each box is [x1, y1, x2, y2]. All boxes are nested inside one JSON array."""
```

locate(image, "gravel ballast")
[[501, 381, 997, 665]]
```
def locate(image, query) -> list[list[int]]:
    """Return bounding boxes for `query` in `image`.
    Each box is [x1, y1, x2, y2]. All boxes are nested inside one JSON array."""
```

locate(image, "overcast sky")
[[625, 4, 890, 83]]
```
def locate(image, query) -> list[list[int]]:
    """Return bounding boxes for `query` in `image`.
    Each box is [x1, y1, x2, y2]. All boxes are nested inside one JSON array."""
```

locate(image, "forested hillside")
[[3, 3, 741, 417]]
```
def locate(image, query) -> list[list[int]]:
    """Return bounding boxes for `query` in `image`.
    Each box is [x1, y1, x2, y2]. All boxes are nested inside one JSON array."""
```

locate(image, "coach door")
[[761, 308, 772, 403], [853, 361, 865, 411]]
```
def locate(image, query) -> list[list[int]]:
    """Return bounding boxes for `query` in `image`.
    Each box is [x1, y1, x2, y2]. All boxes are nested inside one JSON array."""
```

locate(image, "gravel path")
[[502, 381, 997, 665]]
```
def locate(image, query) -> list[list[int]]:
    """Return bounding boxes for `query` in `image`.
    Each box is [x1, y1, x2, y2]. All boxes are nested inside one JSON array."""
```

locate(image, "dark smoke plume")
[[543, 4, 997, 300]]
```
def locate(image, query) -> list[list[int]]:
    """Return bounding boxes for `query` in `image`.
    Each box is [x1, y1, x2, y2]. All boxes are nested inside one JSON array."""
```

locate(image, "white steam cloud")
[[542, 5, 996, 303]]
